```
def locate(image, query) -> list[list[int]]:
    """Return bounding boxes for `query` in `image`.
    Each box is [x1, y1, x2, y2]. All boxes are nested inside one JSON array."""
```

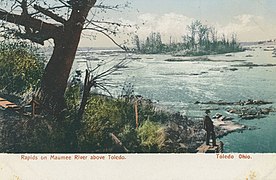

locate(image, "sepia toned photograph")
[[0, 0, 276, 179]]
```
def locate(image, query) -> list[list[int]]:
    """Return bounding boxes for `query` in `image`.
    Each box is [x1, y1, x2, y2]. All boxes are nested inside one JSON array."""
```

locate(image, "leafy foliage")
[[133, 20, 243, 55], [118, 124, 141, 152], [137, 32, 163, 54], [74, 94, 167, 152], [65, 85, 81, 114], [0, 89, 172, 153], [0, 84, 169, 153], [137, 120, 166, 152], [0, 41, 44, 94], [78, 95, 134, 152], [0, 111, 67, 153]]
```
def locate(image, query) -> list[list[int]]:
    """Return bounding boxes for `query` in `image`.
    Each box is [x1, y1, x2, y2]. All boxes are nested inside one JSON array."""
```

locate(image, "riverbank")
[[162, 111, 249, 152], [0, 79, 275, 153], [0, 93, 255, 153]]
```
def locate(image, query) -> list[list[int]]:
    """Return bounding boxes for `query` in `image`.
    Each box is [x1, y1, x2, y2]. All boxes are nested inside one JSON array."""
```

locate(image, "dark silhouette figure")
[[203, 110, 216, 146]]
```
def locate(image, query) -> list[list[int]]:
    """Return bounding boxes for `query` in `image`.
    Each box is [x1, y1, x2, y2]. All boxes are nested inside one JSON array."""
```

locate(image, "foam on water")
[[72, 46, 276, 152]]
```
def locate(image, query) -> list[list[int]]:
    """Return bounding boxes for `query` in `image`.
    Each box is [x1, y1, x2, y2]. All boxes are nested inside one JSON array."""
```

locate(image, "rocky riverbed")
[[161, 112, 249, 153], [195, 99, 272, 106], [161, 99, 276, 153]]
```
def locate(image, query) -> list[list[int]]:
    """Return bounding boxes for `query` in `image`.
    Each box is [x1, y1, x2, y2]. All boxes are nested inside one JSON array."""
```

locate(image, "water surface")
[[72, 45, 276, 153]]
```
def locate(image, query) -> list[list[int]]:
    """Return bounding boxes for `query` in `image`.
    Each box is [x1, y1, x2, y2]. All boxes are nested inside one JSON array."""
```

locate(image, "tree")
[[133, 35, 140, 52], [136, 32, 163, 54], [186, 20, 200, 50], [198, 23, 208, 50], [209, 26, 218, 51], [155, 32, 163, 52], [0, 0, 129, 116]]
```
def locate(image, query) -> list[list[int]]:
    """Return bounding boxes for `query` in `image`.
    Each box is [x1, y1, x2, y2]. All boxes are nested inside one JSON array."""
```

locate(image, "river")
[[70, 45, 276, 153]]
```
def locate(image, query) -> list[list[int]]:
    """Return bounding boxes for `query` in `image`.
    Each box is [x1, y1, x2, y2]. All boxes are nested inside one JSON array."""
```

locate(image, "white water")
[[71, 45, 276, 153]]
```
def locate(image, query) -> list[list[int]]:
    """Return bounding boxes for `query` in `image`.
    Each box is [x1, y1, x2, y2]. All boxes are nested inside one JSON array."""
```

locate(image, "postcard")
[[0, 0, 275, 179]]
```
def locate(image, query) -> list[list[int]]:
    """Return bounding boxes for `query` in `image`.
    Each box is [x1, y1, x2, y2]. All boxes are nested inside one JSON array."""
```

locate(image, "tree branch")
[[84, 27, 128, 51], [94, 58, 128, 79], [93, 2, 130, 12], [0, 8, 61, 44], [21, 0, 28, 15], [57, 0, 71, 8], [96, 84, 113, 97], [20, 0, 33, 34], [0, 9, 57, 31], [15, 31, 53, 45], [33, 4, 67, 24], [90, 19, 125, 27]]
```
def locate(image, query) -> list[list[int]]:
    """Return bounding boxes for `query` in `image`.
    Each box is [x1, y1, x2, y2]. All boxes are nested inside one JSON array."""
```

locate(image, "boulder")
[[169, 121, 179, 132]]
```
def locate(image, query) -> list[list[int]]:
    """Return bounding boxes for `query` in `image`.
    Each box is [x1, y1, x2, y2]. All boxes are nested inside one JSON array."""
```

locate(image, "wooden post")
[[32, 100, 35, 117], [134, 100, 139, 128]]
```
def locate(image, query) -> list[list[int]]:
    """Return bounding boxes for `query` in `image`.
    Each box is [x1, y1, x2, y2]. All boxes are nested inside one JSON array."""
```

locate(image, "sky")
[[78, 0, 276, 47]]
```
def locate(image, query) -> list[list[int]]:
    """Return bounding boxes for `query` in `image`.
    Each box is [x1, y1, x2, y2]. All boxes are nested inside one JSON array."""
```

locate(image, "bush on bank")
[[0, 41, 44, 95], [77, 93, 167, 153], [0, 84, 171, 153]]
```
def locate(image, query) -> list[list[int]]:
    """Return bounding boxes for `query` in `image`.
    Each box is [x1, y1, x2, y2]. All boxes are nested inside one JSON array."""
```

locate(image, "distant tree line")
[[132, 20, 244, 55]]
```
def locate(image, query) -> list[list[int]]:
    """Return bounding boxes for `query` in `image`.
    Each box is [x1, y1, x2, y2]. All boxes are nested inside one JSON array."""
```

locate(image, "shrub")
[[77, 95, 167, 152], [0, 111, 67, 153], [65, 85, 81, 116], [118, 124, 141, 152], [137, 120, 166, 152], [0, 92, 170, 152], [0, 41, 44, 94], [78, 95, 135, 152]]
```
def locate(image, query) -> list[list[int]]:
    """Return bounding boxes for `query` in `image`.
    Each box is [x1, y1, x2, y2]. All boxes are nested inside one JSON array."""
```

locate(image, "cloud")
[[90, 12, 269, 47], [130, 13, 265, 42], [135, 13, 195, 43], [235, 14, 254, 25], [214, 14, 265, 40]]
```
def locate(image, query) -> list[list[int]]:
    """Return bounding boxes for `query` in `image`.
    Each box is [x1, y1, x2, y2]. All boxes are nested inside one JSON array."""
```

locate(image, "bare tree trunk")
[[36, 8, 93, 117], [38, 38, 79, 115], [76, 70, 93, 126]]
